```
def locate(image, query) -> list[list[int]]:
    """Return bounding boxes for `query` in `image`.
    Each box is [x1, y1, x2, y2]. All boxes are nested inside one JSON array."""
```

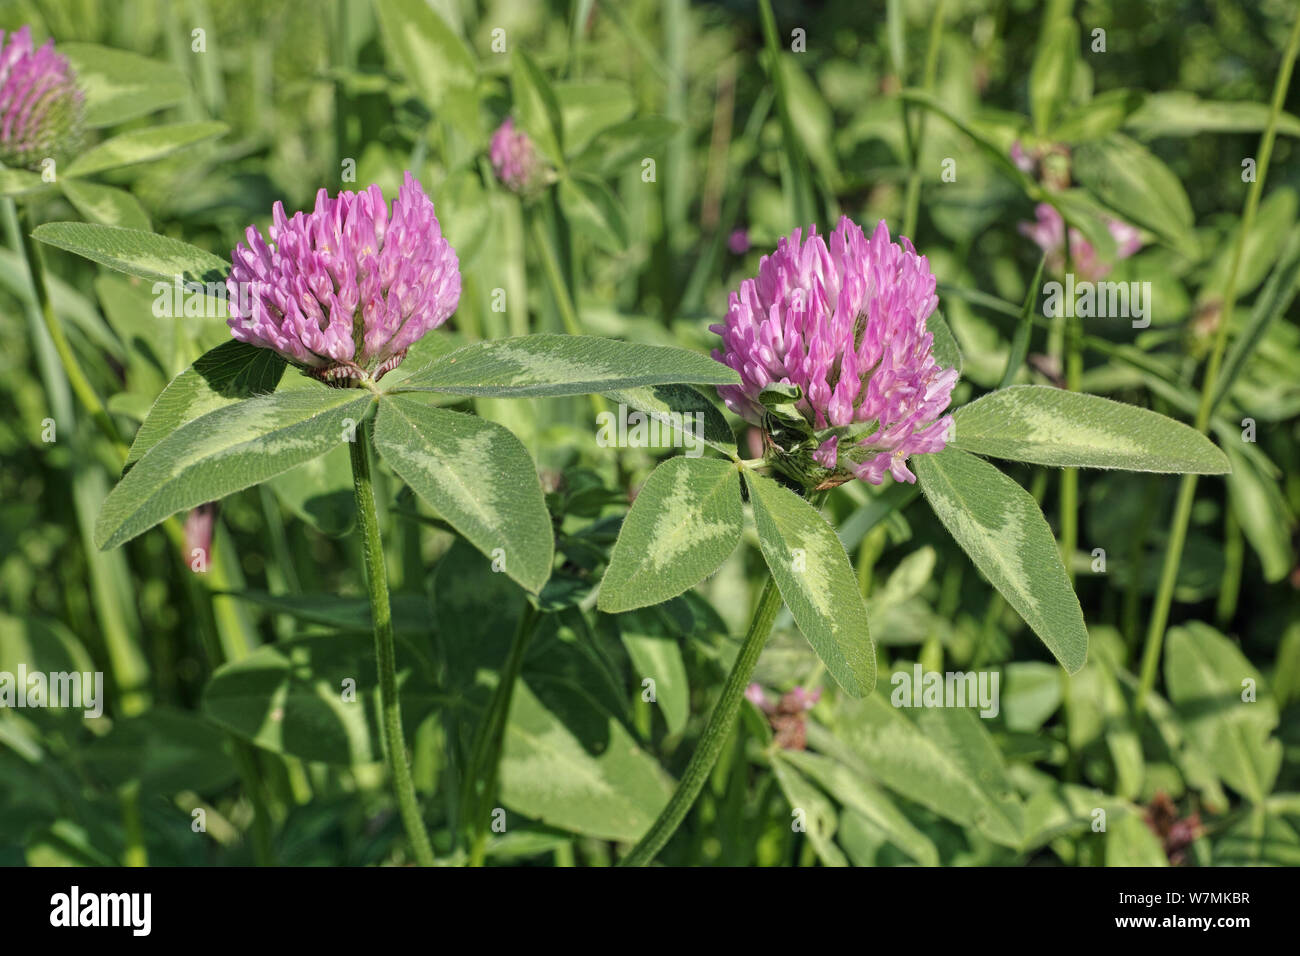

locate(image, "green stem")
[[1136, 8, 1300, 715], [464, 601, 540, 867], [902, 0, 948, 241], [618, 571, 787, 866], [349, 416, 435, 866], [119, 781, 148, 867], [17, 206, 127, 457], [529, 213, 582, 337]]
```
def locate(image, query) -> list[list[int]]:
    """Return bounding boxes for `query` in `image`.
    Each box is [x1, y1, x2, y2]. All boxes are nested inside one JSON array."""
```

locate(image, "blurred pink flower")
[[489, 117, 544, 196], [711, 217, 957, 485], [746, 684, 823, 750], [1018, 203, 1143, 281], [0, 26, 84, 170], [227, 172, 460, 383], [728, 228, 751, 254]]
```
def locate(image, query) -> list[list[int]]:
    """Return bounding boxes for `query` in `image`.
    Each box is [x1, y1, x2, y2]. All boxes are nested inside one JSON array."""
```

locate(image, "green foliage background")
[[1, 0, 1298, 866]]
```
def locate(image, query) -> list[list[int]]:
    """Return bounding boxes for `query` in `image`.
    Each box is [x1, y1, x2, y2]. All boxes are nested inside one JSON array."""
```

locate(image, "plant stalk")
[[349, 416, 435, 866], [618, 571, 786, 866], [464, 601, 540, 866], [1136, 8, 1300, 714]]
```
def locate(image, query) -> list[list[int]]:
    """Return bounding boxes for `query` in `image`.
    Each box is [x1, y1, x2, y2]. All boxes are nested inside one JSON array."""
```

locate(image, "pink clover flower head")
[[1018, 203, 1143, 282], [227, 172, 460, 383], [0, 26, 84, 170], [489, 117, 544, 197], [710, 217, 958, 487]]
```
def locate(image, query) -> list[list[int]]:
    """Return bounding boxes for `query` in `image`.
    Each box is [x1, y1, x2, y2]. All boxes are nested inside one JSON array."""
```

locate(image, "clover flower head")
[[0, 26, 85, 171], [1018, 202, 1142, 282], [711, 217, 958, 486], [227, 171, 460, 383], [489, 117, 544, 197]]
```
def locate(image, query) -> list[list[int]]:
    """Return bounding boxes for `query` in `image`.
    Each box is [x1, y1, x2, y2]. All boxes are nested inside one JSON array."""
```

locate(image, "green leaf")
[[60, 43, 190, 128], [392, 334, 739, 397], [220, 590, 430, 634], [1165, 623, 1281, 803], [617, 609, 690, 735], [66, 122, 226, 178], [745, 472, 876, 697], [1214, 226, 1300, 411], [1052, 89, 1145, 142], [97, 386, 373, 549], [951, 385, 1231, 473], [202, 632, 441, 765], [600, 383, 736, 455], [1125, 91, 1300, 140], [126, 341, 288, 467], [914, 447, 1087, 673], [0, 168, 49, 198], [59, 178, 150, 230], [374, 396, 554, 593], [0, 614, 95, 725], [511, 49, 564, 165], [598, 457, 743, 612], [780, 749, 939, 865], [266, 445, 356, 538], [928, 309, 963, 376], [499, 679, 673, 841], [835, 695, 1024, 848], [569, 117, 678, 178], [558, 174, 629, 252], [372, 0, 476, 110], [33, 222, 228, 284], [555, 81, 635, 157], [1073, 133, 1196, 255], [1029, 16, 1079, 135], [1224, 445, 1294, 583], [1106, 812, 1169, 866], [771, 756, 848, 866]]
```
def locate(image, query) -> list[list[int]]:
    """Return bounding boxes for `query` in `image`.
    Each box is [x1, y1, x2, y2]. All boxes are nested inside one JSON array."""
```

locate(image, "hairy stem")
[[350, 416, 435, 866]]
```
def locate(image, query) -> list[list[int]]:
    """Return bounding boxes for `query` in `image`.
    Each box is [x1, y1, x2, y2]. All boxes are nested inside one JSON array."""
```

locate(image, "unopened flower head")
[[1010, 139, 1071, 191], [1019, 202, 1142, 282], [711, 217, 958, 486], [489, 117, 545, 197], [0, 26, 84, 170], [227, 172, 461, 383]]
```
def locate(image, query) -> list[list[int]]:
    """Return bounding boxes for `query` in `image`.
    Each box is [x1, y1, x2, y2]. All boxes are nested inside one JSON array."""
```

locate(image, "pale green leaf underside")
[[374, 396, 554, 593], [34, 221, 228, 285], [98, 387, 372, 549], [951, 385, 1230, 473], [598, 457, 743, 612], [914, 447, 1088, 673], [392, 334, 740, 397], [745, 472, 876, 697]]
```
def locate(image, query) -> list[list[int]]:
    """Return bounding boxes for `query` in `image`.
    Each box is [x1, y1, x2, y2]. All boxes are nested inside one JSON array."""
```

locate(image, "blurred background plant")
[[1, 0, 1297, 866]]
